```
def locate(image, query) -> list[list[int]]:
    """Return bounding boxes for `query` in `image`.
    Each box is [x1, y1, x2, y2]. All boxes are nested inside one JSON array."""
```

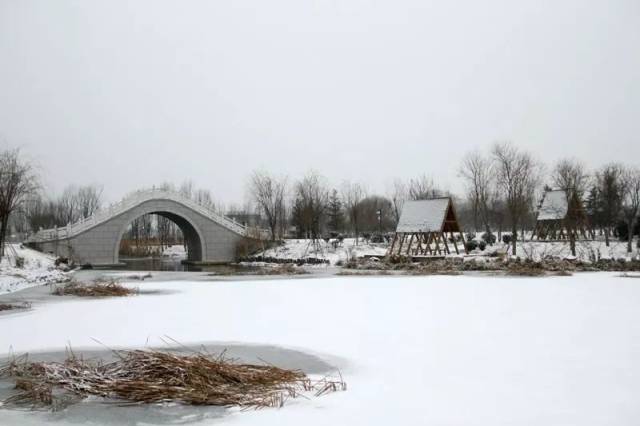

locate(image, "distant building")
[[388, 197, 466, 257]]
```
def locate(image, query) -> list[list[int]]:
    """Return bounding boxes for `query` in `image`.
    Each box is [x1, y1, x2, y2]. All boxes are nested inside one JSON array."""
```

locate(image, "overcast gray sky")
[[1, 0, 638, 205]]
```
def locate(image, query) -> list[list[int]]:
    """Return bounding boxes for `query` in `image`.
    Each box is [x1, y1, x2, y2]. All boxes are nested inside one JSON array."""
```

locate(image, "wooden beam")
[[433, 232, 441, 255], [406, 234, 415, 256], [451, 231, 460, 254], [441, 232, 450, 255], [397, 233, 406, 254], [389, 233, 398, 255]]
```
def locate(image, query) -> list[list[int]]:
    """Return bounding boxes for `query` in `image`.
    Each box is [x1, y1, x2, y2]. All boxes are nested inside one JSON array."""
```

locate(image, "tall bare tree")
[[57, 185, 79, 224], [249, 171, 288, 241], [0, 149, 38, 257], [595, 164, 624, 246], [620, 166, 640, 254], [293, 171, 329, 240], [407, 175, 444, 200], [76, 184, 103, 218], [388, 179, 407, 226], [492, 142, 541, 256], [551, 159, 589, 256], [342, 181, 366, 245], [459, 151, 494, 234]]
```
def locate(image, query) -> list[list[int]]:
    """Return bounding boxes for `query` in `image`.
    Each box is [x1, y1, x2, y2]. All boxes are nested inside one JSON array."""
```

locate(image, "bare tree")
[[407, 175, 444, 200], [388, 179, 407, 226], [193, 188, 217, 211], [459, 151, 494, 234], [492, 142, 541, 256], [595, 164, 624, 246], [249, 171, 288, 241], [76, 184, 103, 218], [292, 171, 329, 241], [620, 166, 640, 254], [552, 159, 590, 197], [179, 180, 194, 200], [57, 185, 79, 224], [551, 159, 589, 256], [342, 181, 366, 245], [0, 148, 38, 257]]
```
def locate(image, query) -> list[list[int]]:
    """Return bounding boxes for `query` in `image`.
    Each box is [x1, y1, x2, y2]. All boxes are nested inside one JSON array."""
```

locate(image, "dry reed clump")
[[336, 270, 392, 276], [52, 280, 136, 297], [504, 262, 546, 276], [0, 302, 31, 312], [257, 264, 308, 275], [0, 350, 346, 410]]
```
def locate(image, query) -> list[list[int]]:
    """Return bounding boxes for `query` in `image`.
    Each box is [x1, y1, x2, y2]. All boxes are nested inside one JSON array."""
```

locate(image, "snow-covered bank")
[[2, 273, 640, 425], [0, 244, 68, 294], [257, 237, 638, 265], [254, 238, 388, 265]]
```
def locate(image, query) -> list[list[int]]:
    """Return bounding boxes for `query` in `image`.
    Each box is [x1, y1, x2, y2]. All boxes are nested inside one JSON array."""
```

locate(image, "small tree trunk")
[[568, 219, 576, 257], [605, 227, 610, 247], [0, 219, 8, 258], [511, 224, 517, 256], [628, 219, 634, 253]]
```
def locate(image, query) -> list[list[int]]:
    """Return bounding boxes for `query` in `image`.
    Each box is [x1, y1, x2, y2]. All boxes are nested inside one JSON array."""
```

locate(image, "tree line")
[[1, 143, 639, 259], [250, 142, 640, 256]]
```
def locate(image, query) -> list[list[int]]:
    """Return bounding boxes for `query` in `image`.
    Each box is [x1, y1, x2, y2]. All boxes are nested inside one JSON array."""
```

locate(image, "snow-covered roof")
[[396, 198, 450, 233], [537, 190, 568, 221]]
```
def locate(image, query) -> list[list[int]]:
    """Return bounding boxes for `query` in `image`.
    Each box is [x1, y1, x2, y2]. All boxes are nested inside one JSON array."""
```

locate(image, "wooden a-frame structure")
[[388, 197, 467, 257], [532, 189, 594, 241]]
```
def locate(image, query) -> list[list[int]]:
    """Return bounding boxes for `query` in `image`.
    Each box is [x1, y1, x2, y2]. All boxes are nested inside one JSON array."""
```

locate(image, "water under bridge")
[[26, 189, 263, 266]]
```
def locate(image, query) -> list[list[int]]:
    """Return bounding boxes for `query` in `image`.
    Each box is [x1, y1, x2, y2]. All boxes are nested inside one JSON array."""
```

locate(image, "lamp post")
[[376, 209, 382, 236]]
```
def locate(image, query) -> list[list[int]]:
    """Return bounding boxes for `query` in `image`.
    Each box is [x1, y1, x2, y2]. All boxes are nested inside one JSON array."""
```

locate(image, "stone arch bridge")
[[26, 189, 262, 266]]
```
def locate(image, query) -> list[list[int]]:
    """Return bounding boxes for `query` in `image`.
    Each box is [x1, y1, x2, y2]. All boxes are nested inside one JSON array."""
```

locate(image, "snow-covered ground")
[[257, 237, 638, 265], [2, 272, 640, 425], [161, 244, 187, 258], [255, 238, 389, 265], [0, 244, 68, 294], [466, 234, 638, 262]]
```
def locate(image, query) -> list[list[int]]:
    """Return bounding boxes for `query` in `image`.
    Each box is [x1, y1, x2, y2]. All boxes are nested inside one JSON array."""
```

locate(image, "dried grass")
[[0, 302, 31, 312], [255, 264, 308, 276], [0, 349, 345, 410], [52, 280, 136, 297]]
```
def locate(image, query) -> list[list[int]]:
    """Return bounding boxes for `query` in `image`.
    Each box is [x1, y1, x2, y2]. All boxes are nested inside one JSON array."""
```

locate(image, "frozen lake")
[[1, 272, 640, 425]]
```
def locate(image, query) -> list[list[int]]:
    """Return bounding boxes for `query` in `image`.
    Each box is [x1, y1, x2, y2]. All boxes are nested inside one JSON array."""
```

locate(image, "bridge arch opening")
[[116, 211, 205, 264]]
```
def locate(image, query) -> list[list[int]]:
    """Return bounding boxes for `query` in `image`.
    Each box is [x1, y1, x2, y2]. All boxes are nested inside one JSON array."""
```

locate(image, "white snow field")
[[255, 237, 637, 265], [0, 244, 67, 293], [255, 238, 390, 264], [2, 273, 640, 425]]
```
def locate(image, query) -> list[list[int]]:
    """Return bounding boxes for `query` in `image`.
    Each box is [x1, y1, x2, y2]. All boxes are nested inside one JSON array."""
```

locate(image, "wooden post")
[[389, 233, 398, 255], [406, 234, 415, 256], [451, 231, 460, 254], [441, 232, 450, 255], [397, 233, 406, 254]]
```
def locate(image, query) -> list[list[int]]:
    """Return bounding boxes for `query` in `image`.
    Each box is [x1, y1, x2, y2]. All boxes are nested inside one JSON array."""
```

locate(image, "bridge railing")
[[28, 189, 251, 242]]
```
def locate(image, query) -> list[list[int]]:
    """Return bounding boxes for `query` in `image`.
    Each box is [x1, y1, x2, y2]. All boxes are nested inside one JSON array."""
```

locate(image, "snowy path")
[[2, 273, 640, 425]]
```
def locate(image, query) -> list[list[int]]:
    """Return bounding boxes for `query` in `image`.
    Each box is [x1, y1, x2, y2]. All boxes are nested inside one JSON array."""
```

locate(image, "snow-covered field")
[[255, 238, 389, 265], [0, 244, 68, 294], [468, 235, 637, 262], [2, 272, 640, 425], [257, 237, 638, 265]]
